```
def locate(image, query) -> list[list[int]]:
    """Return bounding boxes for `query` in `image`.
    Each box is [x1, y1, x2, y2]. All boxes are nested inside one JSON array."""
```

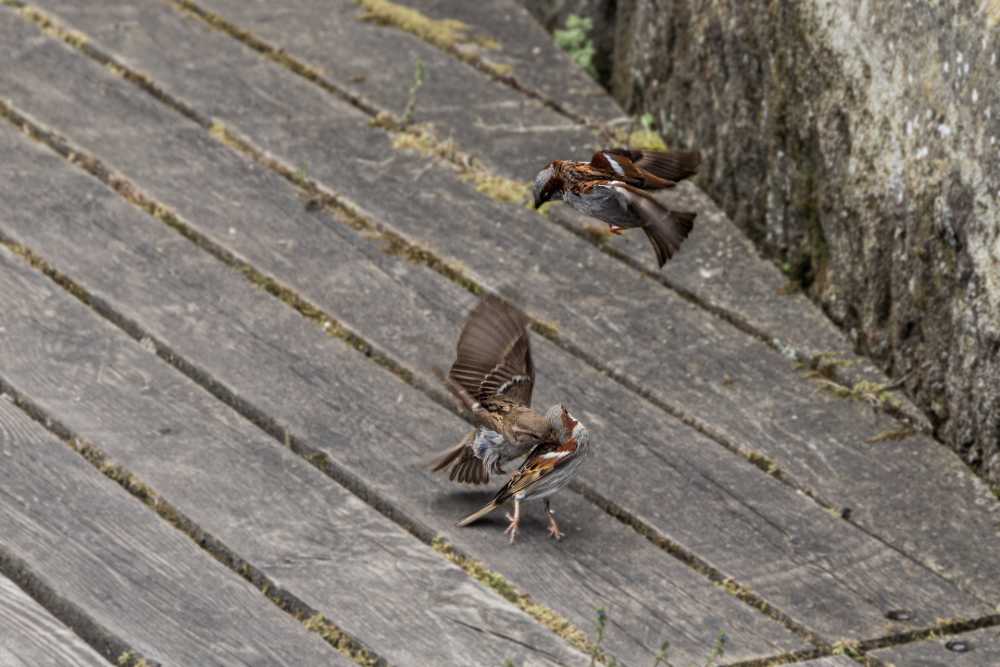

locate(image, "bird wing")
[[489, 410, 583, 505], [597, 148, 701, 188], [448, 295, 535, 406], [599, 182, 696, 265]]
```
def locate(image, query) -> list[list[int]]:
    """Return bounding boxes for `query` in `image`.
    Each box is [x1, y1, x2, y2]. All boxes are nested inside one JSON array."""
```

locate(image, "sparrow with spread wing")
[[457, 405, 591, 543], [532, 148, 701, 267], [429, 295, 557, 484]]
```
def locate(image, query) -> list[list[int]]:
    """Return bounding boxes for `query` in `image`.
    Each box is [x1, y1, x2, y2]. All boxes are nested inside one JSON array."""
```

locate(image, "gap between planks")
[[3, 99, 999, 665], [162, 0, 930, 436], [0, 1, 925, 542], [0, 383, 387, 667], [0, 0, 854, 527], [2, 5, 991, 658], [0, 106, 817, 659]]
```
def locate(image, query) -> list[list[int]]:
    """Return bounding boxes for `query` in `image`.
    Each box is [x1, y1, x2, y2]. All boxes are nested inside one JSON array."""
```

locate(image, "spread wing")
[[448, 295, 534, 406], [594, 148, 701, 188]]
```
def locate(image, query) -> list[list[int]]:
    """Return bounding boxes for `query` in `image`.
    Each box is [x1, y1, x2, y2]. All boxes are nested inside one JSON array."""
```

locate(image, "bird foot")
[[608, 225, 624, 236], [504, 512, 520, 544], [547, 514, 563, 541]]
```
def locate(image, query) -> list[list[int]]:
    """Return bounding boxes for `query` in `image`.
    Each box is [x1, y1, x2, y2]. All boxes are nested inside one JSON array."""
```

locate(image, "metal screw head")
[[945, 640, 972, 653], [884, 609, 913, 621]]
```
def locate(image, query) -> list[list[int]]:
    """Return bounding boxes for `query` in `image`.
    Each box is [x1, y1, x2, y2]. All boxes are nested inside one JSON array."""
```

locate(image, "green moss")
[[553, 14, 596, 78], [865, 427, 915, 444], [430, 537, 601, 660]]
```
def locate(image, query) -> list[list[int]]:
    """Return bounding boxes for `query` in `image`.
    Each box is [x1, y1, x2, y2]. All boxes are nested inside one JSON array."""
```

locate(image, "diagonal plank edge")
[[0, 7, 994, 642], [0, 118, 802, 667], [0, 565, 129, 667], [0, 246, 592, 667], [0, 34, 991, 654], [8, 0, 999, 608], [0, 383, 347, 667], [183, 0, 913, 409]]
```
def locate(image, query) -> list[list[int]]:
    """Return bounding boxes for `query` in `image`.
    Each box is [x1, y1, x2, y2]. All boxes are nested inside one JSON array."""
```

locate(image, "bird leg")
[[545, 500, 563, 540], [608, 225, 624, 236], [504, 499, 521, 544]]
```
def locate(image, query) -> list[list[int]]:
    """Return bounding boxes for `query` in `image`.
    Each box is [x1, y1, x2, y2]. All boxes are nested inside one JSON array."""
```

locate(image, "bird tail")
[[457, 501, 500, 527], [428, 439, 470, 473], [639, 201, 696, 267]]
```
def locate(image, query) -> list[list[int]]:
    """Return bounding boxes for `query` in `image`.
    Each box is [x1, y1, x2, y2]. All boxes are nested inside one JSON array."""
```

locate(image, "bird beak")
[[533, 197, 543, 210]]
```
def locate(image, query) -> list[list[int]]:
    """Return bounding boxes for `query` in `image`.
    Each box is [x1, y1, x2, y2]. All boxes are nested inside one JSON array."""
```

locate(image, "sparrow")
[[429, 295, 559, 484], [532, 148, 701, 267], [457, 405, 591, 543]]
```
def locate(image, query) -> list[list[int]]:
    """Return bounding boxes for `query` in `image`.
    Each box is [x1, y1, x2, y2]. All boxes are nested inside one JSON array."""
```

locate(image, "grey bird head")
[[532, 163, 563, 209]]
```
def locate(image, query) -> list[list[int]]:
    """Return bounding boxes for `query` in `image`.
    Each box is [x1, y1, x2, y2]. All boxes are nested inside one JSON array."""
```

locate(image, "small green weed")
[[554, 14, 596, 78]]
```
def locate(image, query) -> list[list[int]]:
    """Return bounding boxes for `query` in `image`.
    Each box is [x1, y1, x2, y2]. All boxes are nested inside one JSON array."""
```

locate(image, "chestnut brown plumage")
[[532, 148, 701, 267], [429, 296, 557, 485]]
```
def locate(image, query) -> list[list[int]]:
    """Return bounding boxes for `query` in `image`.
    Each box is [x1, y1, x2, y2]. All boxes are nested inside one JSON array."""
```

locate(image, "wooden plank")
[[789, 658, 858, 667], [0, 26, 988, 645], [0, 576, 108, 667], [872, 628, 1000, 666], [0, 248, 590, 663], [0, 11, 993, 641], [175, 0, 894, 388], [0, 117, 802, 666], [388, 0, 624, 124], [10, 0, 999, 612], [0, 382, 344, 667]]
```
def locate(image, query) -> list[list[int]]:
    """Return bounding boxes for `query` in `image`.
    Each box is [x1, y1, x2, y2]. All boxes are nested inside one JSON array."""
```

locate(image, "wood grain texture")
[[0, 384, 343, 667], [0, 576, 108, 667], [0, 120, 801, 666], [788, 658, 859, 667], [0, 251, 589, 665], [872, 628, 1000, 667], [388, 0, 624, 123], [6, 1, 997, 617], [178, 0, 889, 388]]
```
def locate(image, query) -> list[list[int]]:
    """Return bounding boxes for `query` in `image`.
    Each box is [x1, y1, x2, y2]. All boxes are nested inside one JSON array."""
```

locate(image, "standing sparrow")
[[429, 295, 558, 484], [457, 405, 591, 543], [532, 148, 701, 267]]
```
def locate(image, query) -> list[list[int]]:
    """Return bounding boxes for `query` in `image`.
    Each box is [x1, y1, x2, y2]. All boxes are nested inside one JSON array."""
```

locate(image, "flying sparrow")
[[457, 405, 591, 543], [429, 295, 558, 484], [532, 148, 701, 267]]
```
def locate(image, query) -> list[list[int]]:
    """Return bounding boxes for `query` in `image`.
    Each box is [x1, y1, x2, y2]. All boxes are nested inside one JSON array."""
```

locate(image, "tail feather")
[[457, 501, 500, 527], [633, 194, 696, 267]]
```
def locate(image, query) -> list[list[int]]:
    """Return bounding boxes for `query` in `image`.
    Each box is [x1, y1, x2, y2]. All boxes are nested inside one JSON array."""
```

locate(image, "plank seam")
[[0, 545, 156, 667], [0, 379, 389, 667], [158, 0, 933, 437], [0, 7, 980, 641], [1, 0, 918, 449], [0, 44, 970, 628], [0, 221, 611, 662]]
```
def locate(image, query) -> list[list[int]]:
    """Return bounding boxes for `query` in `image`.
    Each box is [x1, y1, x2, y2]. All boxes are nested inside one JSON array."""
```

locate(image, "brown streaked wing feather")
[[448, 296, 534, 405], [489, 436, 580, 506], [605, 148, 701, 183], [610, 184, 696, 266]]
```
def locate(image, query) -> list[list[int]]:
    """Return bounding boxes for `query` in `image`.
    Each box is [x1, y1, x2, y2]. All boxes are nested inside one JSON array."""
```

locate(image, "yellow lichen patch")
[[357, 0, 469, 51], [865, 427, 915, 444], [430, 538, 603, 661], [302, 613, 379, 666], [390, 124, 532, 206], [464, 172, 530, 206], [626, 129, 668, 151], [3, 1, 90, 49], [986, 0, 1000, 27]]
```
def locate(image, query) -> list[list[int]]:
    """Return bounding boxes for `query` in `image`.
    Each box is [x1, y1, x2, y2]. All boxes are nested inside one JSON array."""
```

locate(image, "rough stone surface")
[[520, 0, 1000, 483]]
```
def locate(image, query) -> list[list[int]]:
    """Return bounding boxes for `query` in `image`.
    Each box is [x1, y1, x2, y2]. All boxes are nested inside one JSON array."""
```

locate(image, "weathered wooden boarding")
[[0, 575, 108, 667], [0, 13, 990, 649], [18, 0, 1000, 610], [0, 234, 591, 664], [0, 121, 801, 664], [872, 627, 1000, 666], [0, 386, 346, 667], [0, 0, 998, 664]]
